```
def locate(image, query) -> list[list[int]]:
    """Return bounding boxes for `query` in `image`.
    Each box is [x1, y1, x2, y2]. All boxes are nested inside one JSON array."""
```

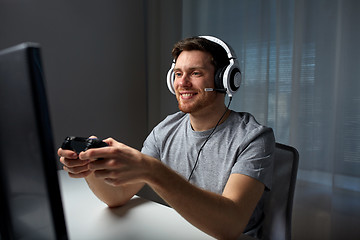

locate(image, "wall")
[[0, 0, 148, 154], [144, 0, 183, 130]]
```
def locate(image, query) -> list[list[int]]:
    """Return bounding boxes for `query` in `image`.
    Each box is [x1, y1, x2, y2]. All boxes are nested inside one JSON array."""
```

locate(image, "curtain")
[[182, 0, 360, 239]]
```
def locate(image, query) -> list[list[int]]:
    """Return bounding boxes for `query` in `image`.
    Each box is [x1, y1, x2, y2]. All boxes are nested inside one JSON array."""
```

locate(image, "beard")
[[176, 91, 217, 114]]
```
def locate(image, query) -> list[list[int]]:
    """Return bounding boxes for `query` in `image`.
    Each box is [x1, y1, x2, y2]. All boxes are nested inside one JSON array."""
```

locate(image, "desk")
[[58, 170, 214, 239], [58, 171, 256, 240]]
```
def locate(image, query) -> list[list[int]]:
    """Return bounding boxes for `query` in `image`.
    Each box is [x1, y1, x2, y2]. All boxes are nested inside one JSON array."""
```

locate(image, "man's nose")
[[176, 74, 192, 87]]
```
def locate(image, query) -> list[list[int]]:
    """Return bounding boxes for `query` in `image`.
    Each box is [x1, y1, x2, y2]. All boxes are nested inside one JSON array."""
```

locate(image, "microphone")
[[204, 88, 227, 93]]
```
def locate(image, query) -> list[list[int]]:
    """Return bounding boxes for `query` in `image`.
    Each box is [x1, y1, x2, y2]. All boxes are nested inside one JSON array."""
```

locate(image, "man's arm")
[[84, 173, 144, 207]]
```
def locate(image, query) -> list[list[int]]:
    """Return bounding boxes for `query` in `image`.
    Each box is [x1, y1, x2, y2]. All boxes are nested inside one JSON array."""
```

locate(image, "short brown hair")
[[171, 37, 230, 71]]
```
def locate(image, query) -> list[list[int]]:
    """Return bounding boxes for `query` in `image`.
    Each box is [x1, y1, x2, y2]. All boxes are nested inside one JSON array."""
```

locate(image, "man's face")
[[173, 50, 218, 114]]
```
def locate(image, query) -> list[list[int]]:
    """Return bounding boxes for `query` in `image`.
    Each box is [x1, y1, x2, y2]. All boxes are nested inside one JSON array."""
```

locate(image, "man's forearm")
[[85, 172, 144, 207]]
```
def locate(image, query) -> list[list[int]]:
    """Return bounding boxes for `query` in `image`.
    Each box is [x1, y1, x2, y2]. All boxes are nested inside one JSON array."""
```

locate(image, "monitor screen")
[[0, 43, 68, 239]]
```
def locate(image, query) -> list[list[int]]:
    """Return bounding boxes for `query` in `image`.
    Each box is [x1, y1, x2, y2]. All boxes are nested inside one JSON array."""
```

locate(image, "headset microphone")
[[204, 88, 227, 93]]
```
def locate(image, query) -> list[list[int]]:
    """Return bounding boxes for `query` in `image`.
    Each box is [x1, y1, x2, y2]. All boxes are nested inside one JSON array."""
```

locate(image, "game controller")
[[61, 136, 108, 154]]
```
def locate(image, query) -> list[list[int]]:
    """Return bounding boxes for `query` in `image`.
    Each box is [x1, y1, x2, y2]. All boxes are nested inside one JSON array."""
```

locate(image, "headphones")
[[166, 36, 242, 97]]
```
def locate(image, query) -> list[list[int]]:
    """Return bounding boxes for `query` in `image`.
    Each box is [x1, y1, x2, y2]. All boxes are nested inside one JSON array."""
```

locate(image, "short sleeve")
[[231, 127, 275, 190]]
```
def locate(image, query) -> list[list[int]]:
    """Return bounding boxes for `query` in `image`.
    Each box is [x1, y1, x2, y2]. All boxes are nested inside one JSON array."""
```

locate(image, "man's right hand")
[[58, 148, 93, 178]]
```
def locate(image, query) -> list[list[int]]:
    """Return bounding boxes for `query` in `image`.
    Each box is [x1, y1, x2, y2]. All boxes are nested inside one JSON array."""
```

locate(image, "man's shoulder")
[[160, 111, 187, 124], [142, 112, 188, 154], [228, 111, 274, 138], [229, 111, 263, 129], [164, 111, 188, 122], [153, 111, 188, 131]]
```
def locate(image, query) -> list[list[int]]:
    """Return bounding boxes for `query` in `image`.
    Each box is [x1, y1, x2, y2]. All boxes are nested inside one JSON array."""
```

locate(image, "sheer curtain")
[[181, 0, 360, 239]]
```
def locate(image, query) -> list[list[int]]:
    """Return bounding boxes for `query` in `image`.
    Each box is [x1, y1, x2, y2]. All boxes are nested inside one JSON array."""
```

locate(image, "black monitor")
[[0, 43, 68, 239]]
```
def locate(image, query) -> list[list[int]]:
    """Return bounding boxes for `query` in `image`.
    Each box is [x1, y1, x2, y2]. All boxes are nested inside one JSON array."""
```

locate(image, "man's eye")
[[174, 72, 182, 77], [192, 72, 201, 76]]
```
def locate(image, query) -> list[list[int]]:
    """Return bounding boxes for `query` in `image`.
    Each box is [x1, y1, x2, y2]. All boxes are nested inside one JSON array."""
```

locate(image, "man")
[[58, 36, 275, 240]]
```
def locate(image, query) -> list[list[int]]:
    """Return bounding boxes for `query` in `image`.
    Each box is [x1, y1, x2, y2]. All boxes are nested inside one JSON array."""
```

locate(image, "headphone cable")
[[188, 96, 233, 181]]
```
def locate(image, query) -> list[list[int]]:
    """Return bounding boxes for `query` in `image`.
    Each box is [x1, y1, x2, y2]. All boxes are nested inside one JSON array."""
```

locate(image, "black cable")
[[187, 96, 233, 181]]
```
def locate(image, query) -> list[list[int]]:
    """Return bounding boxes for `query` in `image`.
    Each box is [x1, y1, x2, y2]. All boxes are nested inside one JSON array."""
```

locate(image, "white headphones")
[[166, 36, 242, 97]]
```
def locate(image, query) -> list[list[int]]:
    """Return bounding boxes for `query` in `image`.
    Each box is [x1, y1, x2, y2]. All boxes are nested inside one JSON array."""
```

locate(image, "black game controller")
[[61, 136, 108, 154]]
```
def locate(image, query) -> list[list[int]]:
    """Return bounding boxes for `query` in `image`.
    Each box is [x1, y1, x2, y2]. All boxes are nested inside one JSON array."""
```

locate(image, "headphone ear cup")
[[228, 67, 241, 93], [222, 64, 242, 96], [214, 67, 226, 90], [166, 63, 176, 95]]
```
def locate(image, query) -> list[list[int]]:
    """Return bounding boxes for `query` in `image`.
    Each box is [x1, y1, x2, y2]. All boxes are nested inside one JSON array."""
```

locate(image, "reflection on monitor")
[[0, 43, 68, 239]]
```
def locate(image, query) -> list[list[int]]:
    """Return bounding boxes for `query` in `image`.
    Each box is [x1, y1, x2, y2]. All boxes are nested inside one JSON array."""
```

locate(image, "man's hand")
[[58, 148, 93, 178], [78, 138, 153, 186]]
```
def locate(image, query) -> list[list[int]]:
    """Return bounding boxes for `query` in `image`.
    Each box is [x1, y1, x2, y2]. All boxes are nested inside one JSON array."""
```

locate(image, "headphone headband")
[[198, 35, 236, 60]]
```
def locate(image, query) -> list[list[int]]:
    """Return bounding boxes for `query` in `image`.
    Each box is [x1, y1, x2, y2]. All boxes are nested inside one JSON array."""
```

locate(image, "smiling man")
[[58, 36, 275, 240]]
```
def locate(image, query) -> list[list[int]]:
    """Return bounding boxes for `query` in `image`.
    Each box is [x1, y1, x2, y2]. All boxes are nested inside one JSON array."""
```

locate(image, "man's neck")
[[189, 105, 230, 132]]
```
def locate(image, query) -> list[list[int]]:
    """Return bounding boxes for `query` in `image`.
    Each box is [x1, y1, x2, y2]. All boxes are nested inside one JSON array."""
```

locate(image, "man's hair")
[[171, 37, 230, 71]]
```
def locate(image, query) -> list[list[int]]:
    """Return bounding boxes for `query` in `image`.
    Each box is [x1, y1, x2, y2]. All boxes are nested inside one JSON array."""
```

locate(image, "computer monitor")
[[0, 43, 68, 239]]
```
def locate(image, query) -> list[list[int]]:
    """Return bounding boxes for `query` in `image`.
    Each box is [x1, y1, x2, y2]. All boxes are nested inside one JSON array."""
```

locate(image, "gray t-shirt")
[[141, 110, 275, 235]]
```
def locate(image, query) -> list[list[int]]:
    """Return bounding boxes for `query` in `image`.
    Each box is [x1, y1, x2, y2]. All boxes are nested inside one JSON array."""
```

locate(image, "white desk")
[[58, 170, 214, 240], [58, 171, 256, 240]]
